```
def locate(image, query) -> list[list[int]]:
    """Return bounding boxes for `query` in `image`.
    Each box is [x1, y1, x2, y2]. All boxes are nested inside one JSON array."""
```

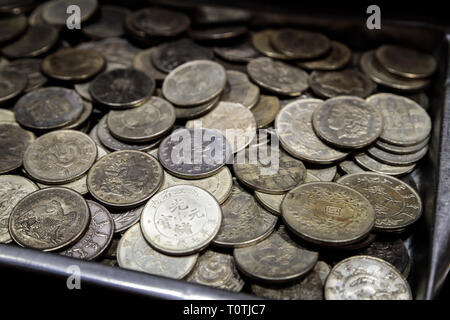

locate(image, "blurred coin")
[[0, 14, 27, 43], [214, 41, 261, 63], [28, 1, 48, 25], [339, 160, 365, 174], [357, 239, 410, 274], [188, 26, 248, 42], [214, 56, 248, 73], [83, 5, 129, 39], [0, 69, 27, 104], [194, 6, 252, 25], [174, 94, 219, 120], [133, 47, 166, 83], [131, 7, 190, 38], [0, 109, 15, 122], [38, 174, 88, 196], [298, 41, 351, 71], [62, 101, 92, 130], [0, 122, 35, 174], [110, 204, 144, 233], [305, 164, 337, 181], [252, 30, 291, 60], [0, 0, 34, 15], [42, 0, 98, 27], [9, 187, 90, 252], [367, 145, 428, 166], [375, 136, 430, 155], [251, 95, 280, 128], [2, 58, 47, 92], [221, 70, 260, 109], [405, 91, 429, 109], [77, 38, 139, 66], [354, 153, 416, 176]]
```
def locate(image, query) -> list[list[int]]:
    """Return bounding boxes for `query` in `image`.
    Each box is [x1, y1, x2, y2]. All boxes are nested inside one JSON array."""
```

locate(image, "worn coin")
[[375, 44, 437, 79], [376, 138, 430, 157], [188, 26, 248, 42], [0, 175, 38, 244], [2, 58, 48, 92], [60, 200, 114, 260], [357, 239, 410, 274], [186, 250, 245, 292], [133, 47, 166, 83], [234, 226, 318, 282], [354, 153, 416, 176], [110, 204, 144, 233], [367, 145, 428, 166], [38, 174, 88, 196], [312, 96, 383, 149], [131, 7, 190, 38], [9, 187, 90, 252], [214, 56, 248, 73], [339, 160, 366, 175], [0, 109, 15, 122], [282, 182, 375, 245], [87, 150, 163, 208], [90, 68, 155, 108], [117, 224, 198, 279], [252, 30, 291, 60], [77, 38, 139, 66], [305, 164, 337, 181], [221, 70, 260, 109], [251, 95, 280, 128], [314, 261, 332, 285], [42, 0, 98, 27], [174, 94, 220, 120], [276, 99, 349, 164], [214, 41, 261, 63], [62, 101, 92, 130], [0, 14, 27, 43], [336, 172, 422, 231], [247, 57, 309, 96], [194, 5, 252, 25], [83, 5, 129, 39], [162, 60, 226, 107], [324, 255, 412, 300], [325, 232, 377, 251], [140, 185, 222, 255], [366, 93, 431, 146], [298, 41, 351, 71], [0, 69, 27, 104], [0, 122, 35, 174], [309, 69, 376, 98]]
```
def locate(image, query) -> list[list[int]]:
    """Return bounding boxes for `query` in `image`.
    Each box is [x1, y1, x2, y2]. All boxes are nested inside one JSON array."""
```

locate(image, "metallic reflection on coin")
[[339, 160, 366, 175], [221, 70, 260, 109], [174, 95, 220, 120], [375, 137, 429, 155], [305, 164, 337, 182], [367, 145, 428, 166], [111, 205, 144, 233], [314, 261, 332, 285], [0, 122, 35, 174], [354, 153, 416, 176]]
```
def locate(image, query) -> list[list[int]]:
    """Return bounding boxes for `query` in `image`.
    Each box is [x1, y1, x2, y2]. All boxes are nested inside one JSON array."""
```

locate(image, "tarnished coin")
[[375, 44, 437, 79], [375, 136, 430, 155], [324, 255, 412, 300], [87, 150, 163, 208], [252, 30, 291, 60], [152, 38, 214, 74], [0, 175, 38, 243], [186, 250, 245, 292], [336, 172, 422, 231], [306, 164, 337, 181], [314, 261, 332, 285], [360, 51, 430, 92], [42, 0, 98, 27], [339, 160, 366, 175], [312, 96, 383, 149], [271, 28, 330, 60], [133, 48, 166, 83], [162, 60, 226, 107], [0, 14, 27, 44], [38, 174, 88, 196], [1, 24, 58, 59], [251, 95, 280, 128], [298, 41, 351, 71], [247, 57, 309, 96], [213, 180, 277, 247], [282, 182, 375, 245], [0, 0, 34, 15], [366, 93, 431, 146], [357, 239, 410, 274], [0, 109, 15, 122], [77, 38, 139, 66], [309, 69, 376, 98], [174, 94, 220, 120], [110, 204, 144, 233], [160, 167, 233, 204], [60, 200, 114, 260], [221, 70, 260, 109], [62, 101, 92, 130], [2, 58, 48, 92], [186, 102, 256, 153], [326, 232, 376, 251], [214, 41, 261, 63], [234, 226, 318, 282], [140, 185, 222, 256], [194, 5, 252, 25], [107, 97, 175, 142], [367, 145, 428, 166], [188, 26, 248, 42], [0, 69, 27, 104], [131, 7, 190, 38], [90, 68, 155, 108], [354, 153, 416, 176], [24, 130, 97, 184], [41, 48, 105, 81], [117, 224, 198, 279], [9, 187, 90, 252], [83, 5, 129, 39], [14, 87, 83, 130], [0, 122, 35, 174], [276, 99, 349, 164]]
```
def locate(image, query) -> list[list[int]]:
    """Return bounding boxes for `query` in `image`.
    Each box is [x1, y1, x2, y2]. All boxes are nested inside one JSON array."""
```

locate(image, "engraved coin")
[[77, 38, 139, 66], [336, 172, 422, 231], [42, 0, 98, 27], [14, 87, 83, 130], [90, 68, 155, 108], [309, 69, 376, 98], [0, 69, 27, 104], [0, 14, 27, 44], [130, 7, 190, 38], [282, 182, 376, 245], [0, 175, 38, 243], [367, 145, 428, 166], [0, 122, 35, 174], [375, 136, 430, 155], [298, 41, 351, 71], [87, 150, 163, 208], [234, 226, 318, 282], [140, 185, 222, 255], [186, 250, 245, 292], [24, 130, 97, 184], [133, 47, 166, 83], [107, 97, 175, 142], [312, 96, 383, 149], [354, 153, 416, 176], [111, 204, 144, 233], [117, 224, 198, 279], [375, 44, 437, 79], [247, 57, 309, 96], [366, 93, 431, 146], [0, 109, 15, 122], [306, 164, 337, 182], [83, 5, 130, 39], [213, 180, 277, 247], [221, 70, 260, 109], [339, 160, 366, 175], [357, 239, 410, 274], [9, 187, 90, 251], [2, 58, 48, 92], [324, 255, 412, 300], [252, 30, 291, 60], [214, 41, 261, 63], [60, 200, 114, 260], [174, 94, 220, 120], [251, 95, 280, 129], [276, 99, 349, 164], [162, 60, 226, 107]]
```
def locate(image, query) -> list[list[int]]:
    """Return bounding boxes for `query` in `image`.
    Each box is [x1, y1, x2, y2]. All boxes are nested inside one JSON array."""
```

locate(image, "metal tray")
[[0, 1, 449, 300]]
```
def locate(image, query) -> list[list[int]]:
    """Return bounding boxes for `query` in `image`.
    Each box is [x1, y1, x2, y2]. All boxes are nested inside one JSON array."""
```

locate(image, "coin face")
[[133, 48, 166, 83], [221, 70, 260, 109], [174, 94, 220, 120], [186, 250, 245, 292], [0, 69, 27, 103], [375, 136, 430, 155], [375, 45, 436, 79], [14, 87, 83, 130], [252, 30, 291, 60], [336, 172, 422, 231], [162, 60, 226, 107], [367, 145, 428, 166], [357, 240, 409, 274], [117, 224, 198, 279], [83, 5, 129, 39], [9, 187, 90, 251], [24, 130, 97, 184], [77, 38, 139, 66], [107, 97, 175, 142], [87, 150, 163, 208], [3, 59, 48, 92], [234, 226, 318, 282], [251, 95, 280, 129], [282, 182, 375, 245], [42, 0, 98, 27], [60, 200, 114, 260], [324, 255, 412, 300], [309, 69, 376, 98], [298, 41, 351, 71], [0, 14, 27, 43], [366, 93, 431, 146], [140, 185, 222, 255], [214, 41, 261, 63], [131, 7, 190, 37], [0, 122, 35, 174], [110, 204, 144, 233], [312, 96, 383, 149], [276, 99, 349, 164], [354, 153, 416, 176], [247, 57, 309, 96], [213, 180, 277, 247]]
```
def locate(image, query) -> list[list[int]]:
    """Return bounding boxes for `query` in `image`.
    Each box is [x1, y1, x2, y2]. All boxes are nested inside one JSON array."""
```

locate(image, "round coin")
[[306, 164, 337, 181], [38, 174, 89, 196], [357, 239, 410, 274], [221, 70, 260, 109], [62, 101, 93, 130], [298, 41, 351, 71], [0, 14, 27, 44], [82, 5, 129, 39], [252, 30, 291, 60], [339, 160, 366, 175], [110, 204, 144, 233], [2, 58, 48, 92], [375, 136, 430, 155], [42, 0, 98, 27], [251, 95, 280, 128], [214, 41, 261, 63], [367, 145, 428, 166], [133, 47, 166, 83], [354, 153, 416, 176], [174, 94, 220, 120], [0, 122, 35, 174], [0, 69, 27, 104], [130, 7, 190, 38]]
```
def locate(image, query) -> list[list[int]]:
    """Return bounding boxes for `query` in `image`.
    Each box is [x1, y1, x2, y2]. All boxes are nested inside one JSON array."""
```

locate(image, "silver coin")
[[38, 174, 88, 196], [367, 145, 428, 166], [375, 136, 430, 155], [110, 204, 144, 233], [305, 164, 337, 181], [174, 94, 220, 120], [339, 160, 366, 175], [354, 153, 416, 176], [62, 101, 93, 130], [221, 70, 260, 109]]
